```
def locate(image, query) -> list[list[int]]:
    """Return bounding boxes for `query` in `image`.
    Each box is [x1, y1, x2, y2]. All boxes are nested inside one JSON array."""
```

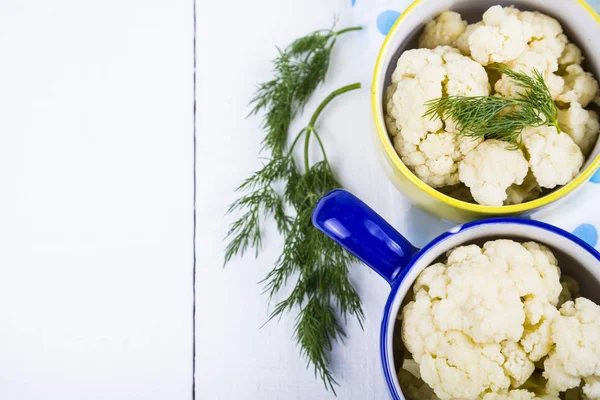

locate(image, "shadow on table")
[[401, 205, 456, 249]]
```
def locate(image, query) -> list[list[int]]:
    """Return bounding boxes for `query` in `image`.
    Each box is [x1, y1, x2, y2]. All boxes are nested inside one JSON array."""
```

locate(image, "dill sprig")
[[224, 23, 363, 394], [248, 25, 362, 157], [423, 64, 560, 147], [227, 83, 363, 394]]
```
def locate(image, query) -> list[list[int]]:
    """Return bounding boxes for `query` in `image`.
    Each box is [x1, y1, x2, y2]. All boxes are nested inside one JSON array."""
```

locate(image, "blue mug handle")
[[312, 189, 418, 286]]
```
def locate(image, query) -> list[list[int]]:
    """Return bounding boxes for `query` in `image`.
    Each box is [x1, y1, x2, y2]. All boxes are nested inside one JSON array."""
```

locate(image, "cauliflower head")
[[505, 171, 542, 206], [385, 47, 488, 187], [419, 11, 467, 49], [559, 43, 583, 67], [492, 9, 567, 100], [558, 101, 600, 156], [522, 126, 584, 189], [458, 140, 529, 206], [543, 298, 600, 395], [401, 240, 563, 400], [558, 64, 600, 107], [463, 6, 533, 66]]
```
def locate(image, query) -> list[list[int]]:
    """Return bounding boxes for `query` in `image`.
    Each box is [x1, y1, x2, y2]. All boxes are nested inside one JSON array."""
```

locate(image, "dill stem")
[[311, 131, 329, 166], [302, 83, 361, 173], [304, 128, 312, 173], [308, 83, 361, 127], [288, 128, 307, 155], [335, 26, 363, 36]]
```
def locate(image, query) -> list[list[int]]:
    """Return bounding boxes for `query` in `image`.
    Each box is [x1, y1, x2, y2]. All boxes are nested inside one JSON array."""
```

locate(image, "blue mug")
[[312, 189, 600, 400]]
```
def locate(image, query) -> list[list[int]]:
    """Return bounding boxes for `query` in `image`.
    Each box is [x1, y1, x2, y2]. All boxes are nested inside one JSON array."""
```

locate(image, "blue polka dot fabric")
[[376, 10, 401, 35], [573, 224, 599, 247], [591, 169, 600, 184]]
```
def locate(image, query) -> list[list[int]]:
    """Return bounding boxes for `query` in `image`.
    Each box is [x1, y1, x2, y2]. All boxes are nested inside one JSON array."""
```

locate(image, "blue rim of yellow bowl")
[[371, 0, 600, 214]]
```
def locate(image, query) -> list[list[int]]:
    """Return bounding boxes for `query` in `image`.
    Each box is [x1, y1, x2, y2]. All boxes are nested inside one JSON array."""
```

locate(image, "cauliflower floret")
[[505, 171, 542, 205], [518, 11, 562, 42], [393, 133, 464, 187], [384, 84, 400, 136], [492, 9, 570, 100], [417, 132, 461, 187], [430, 255, 525, 344], [502, 341, 536, 387], [494, 49, 565, 99], [398, 366, 440, 400], [558, 64, 600, 107], [402, 240, 567, 400], [419, 331, 510, 400], [483, 240, 560, 304], [583, 376, 600, 400], [522, 126, 583, 189], [544, 298, 600, 394], [390, 75, 444, 144], [458, 140, 528, 206], [481, 389, 559, 400], [558, 101, 600, 155], [456, 22, 483, 55], [386, 47, 489, 188], [467, 6, 533, 66], [521, 302, 559, 362], [559, 43, 583, 67], [443, 51, 492, 95], [522, 242, 562, 306], [419, 11, 467, 49]]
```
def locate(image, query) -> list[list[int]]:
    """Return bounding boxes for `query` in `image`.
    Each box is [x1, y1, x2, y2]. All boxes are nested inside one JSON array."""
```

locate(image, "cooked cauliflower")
[[583, 376, 600, 400], [544, 298, 600, 394], [558, 101, 600, 156], [458, 140, 528, 206], [398, 366, 440, 400], [494, 10, 568, 100], [522, 126, 583, 189], [385, 5, 599, 206], [401, 240, 565, 400], [520, 302, 558, 362], [559, 43, 583, 67], [505, 172, 542, 205], [456, 22, 482, 55], [419, 11, 467, 49], [494, 49, 565, 100], [385, 47, 488, 187], [558, 64, 600, 107], [502, 341, 536, 387], [481, 390, 559, 400], [465, 6, 533, 65]]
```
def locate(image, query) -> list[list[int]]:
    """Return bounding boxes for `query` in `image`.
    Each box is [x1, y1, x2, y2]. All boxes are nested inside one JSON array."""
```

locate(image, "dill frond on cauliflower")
[[383, 5, 599, 206], [384, 47, 488, 188]]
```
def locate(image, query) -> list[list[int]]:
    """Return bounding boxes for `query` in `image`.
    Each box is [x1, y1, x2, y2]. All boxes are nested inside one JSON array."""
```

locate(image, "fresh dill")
[[248, 26, 362, 157], [423, 64, 560, 148], [224, 24, 363, 394]]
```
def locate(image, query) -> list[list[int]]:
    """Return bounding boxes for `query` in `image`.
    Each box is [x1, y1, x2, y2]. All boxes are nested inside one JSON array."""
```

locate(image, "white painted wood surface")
[[0, 1, 194, 398]]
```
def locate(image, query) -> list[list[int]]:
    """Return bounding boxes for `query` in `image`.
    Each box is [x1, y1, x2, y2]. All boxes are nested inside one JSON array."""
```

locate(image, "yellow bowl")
[[371, 0, 600, 222]]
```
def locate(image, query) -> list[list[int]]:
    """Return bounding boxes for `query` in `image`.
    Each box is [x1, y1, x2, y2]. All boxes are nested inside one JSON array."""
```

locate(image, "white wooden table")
[[0, 1, 193, 399], [2, 0, 599, 399]]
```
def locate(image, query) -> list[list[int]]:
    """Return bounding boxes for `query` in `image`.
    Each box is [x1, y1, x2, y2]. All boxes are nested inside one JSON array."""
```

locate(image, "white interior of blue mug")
[[385, 221, 600, 399], [374, 0, 600, 189]]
